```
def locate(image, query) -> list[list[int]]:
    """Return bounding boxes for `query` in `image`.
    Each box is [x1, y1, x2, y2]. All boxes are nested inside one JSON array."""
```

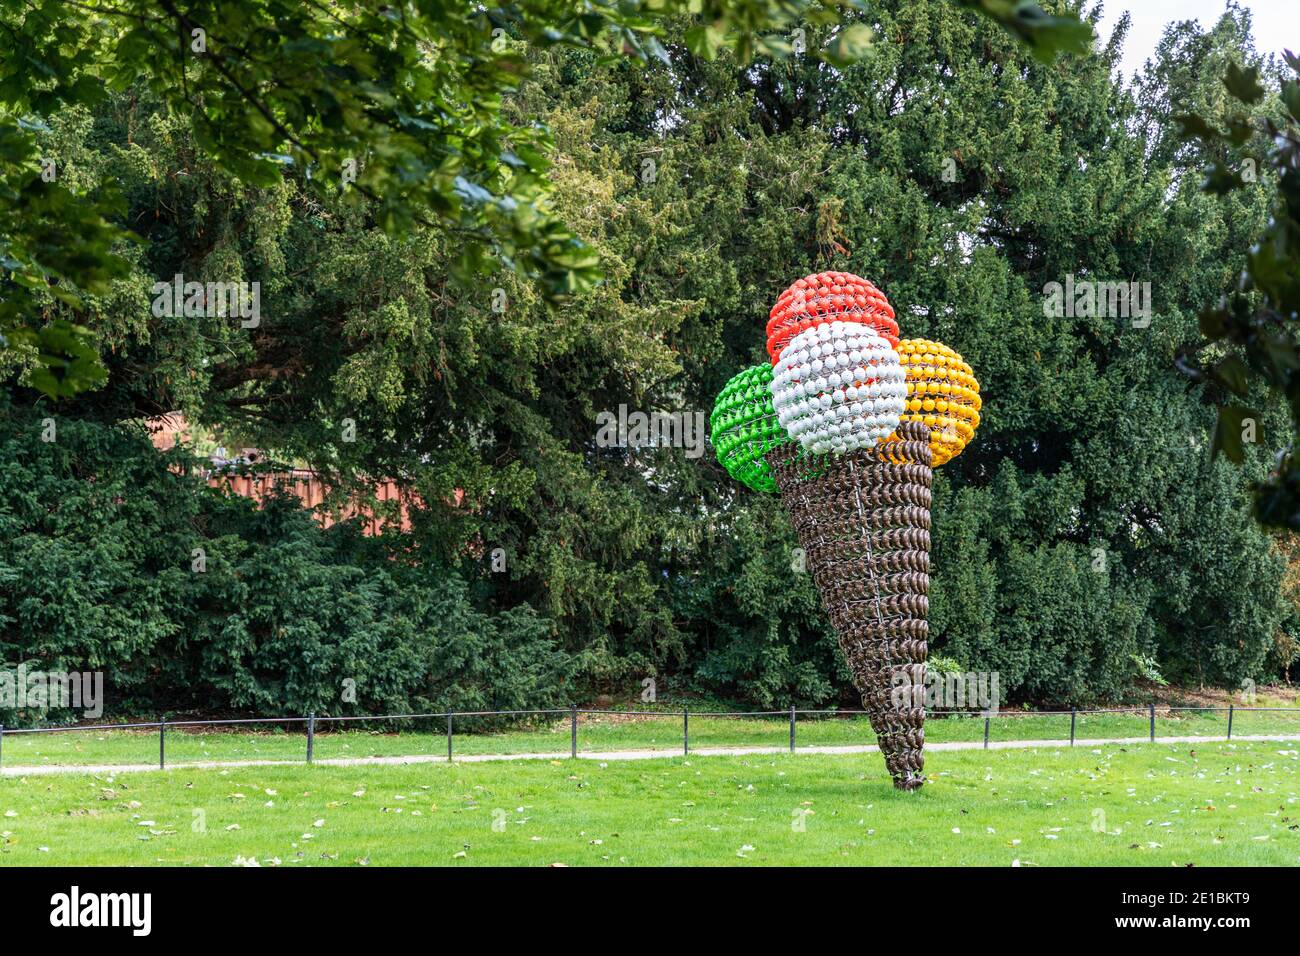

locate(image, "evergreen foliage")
[[0, 2, 1290, 716]]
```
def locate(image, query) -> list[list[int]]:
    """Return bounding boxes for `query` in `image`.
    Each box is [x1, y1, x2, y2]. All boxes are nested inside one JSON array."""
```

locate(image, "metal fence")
[[0, 704, 1297, 770]]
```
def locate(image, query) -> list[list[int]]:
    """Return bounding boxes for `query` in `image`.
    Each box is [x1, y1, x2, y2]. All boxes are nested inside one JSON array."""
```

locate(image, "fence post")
[[0, 724, 4, 769], [1070, 708, 1076, 747], [446, 714, 453, 762], [1149, 703, 1155, 743], [570, 705, 578, 758], [159, 719, 166, 769], [306, 712, 315, 764], [683, 708, 689, 756], [1227, 704, 1234, 740], [983, 716, 990, 750], [789, 705, 796, 754]]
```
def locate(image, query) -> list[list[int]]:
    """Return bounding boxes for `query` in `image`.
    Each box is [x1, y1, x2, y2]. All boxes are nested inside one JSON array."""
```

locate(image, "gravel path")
[[2, 733, 1297, 777]]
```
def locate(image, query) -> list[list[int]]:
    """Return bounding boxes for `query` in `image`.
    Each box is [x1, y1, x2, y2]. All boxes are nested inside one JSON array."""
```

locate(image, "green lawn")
[[1, 741, 1297, 866], [3, 706, 1297, 770]]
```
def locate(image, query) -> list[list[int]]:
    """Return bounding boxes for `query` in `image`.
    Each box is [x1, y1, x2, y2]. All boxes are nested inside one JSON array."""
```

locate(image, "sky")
[[1093, 0, 1300, 80]]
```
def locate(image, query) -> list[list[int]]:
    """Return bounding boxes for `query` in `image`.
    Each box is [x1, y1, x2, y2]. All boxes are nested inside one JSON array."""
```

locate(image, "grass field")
[[4, 705, 1299, 770], [1, 741, 1296, 865]]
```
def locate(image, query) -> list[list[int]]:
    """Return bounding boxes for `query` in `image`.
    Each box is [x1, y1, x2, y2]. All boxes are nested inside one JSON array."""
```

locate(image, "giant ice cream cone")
[[766, 421, 932, 790], [709, 272, 980, 791]]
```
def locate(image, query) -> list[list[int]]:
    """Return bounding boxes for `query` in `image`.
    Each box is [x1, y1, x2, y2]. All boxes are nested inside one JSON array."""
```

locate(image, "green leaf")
[[958, 0, 1092, 63], [1224, 62, 1265, 105], [684, 23, 726, 61], [824, 23, 873, 68], [1282, 80, 1300, 123], [1211, 355, 1249, 396], [1198, 307, 1229, 340], [1203, 160, 1244, 195], [1173, 113, 1220, 141], [1210, 405, 1257, 465]]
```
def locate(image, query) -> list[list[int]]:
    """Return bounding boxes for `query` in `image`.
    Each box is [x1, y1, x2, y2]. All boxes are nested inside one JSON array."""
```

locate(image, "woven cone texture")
[[767, 420, 933, 790]]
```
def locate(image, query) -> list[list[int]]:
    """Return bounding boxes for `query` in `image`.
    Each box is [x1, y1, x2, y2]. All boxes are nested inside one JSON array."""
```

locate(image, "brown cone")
[[767, 421, 932, 790]]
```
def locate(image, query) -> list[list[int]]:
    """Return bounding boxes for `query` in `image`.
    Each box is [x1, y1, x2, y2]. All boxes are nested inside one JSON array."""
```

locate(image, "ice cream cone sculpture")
[[710, 272, 981, 790], [896, 339, 981, 466]]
